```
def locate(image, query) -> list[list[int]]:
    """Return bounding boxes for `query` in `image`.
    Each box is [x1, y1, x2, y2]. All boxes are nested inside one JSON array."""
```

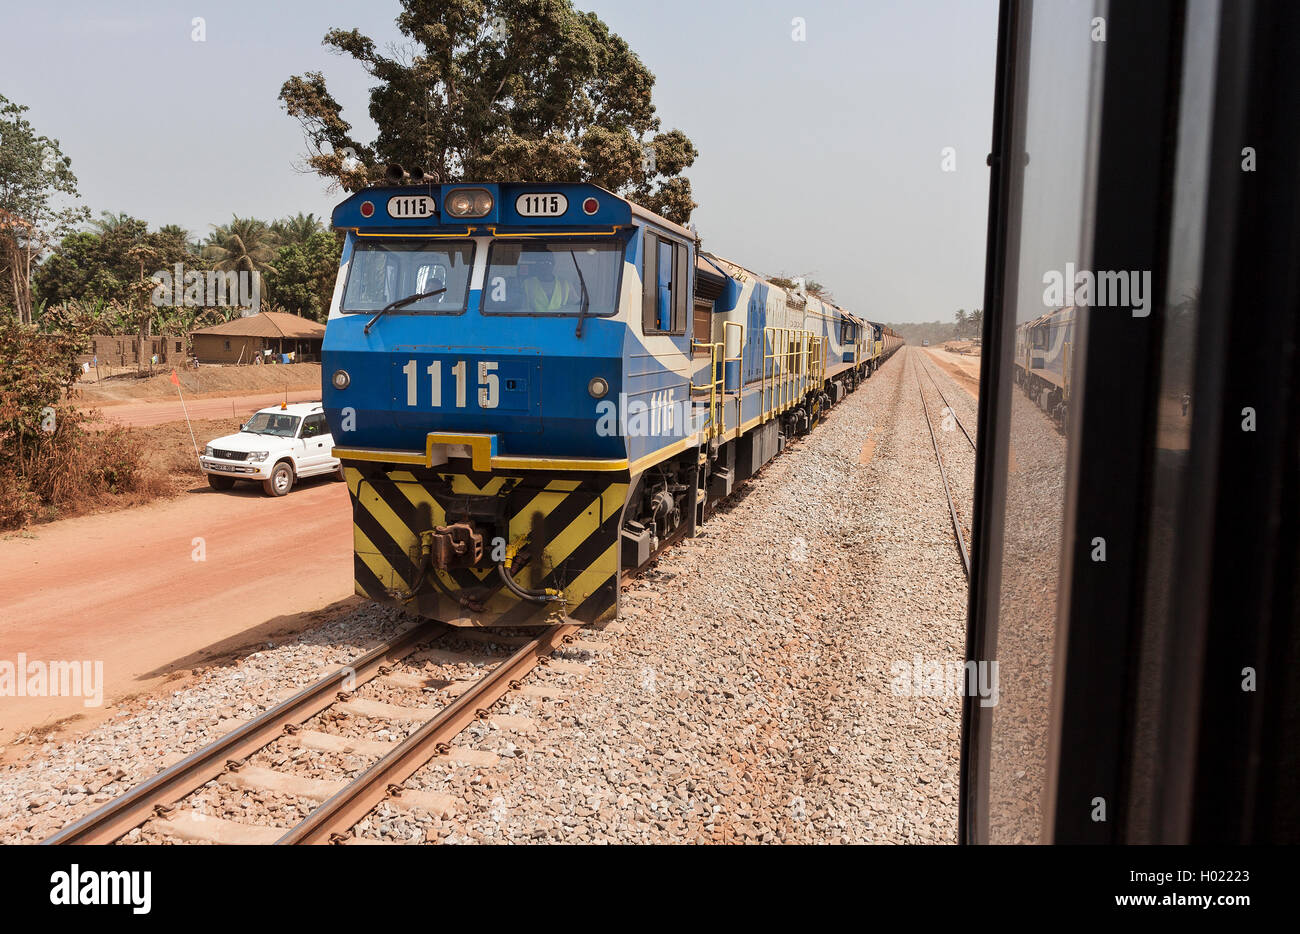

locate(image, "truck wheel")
[[263, 461, 294, 497], [207, 474, 236, 491]]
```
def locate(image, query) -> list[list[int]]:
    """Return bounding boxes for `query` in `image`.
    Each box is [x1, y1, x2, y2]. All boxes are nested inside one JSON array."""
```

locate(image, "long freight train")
[[321, 176, 901, 627]]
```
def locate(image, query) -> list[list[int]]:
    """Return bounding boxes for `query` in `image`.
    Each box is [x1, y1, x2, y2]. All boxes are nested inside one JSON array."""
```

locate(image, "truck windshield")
[[244, 413, 301, 437], [482, 240, 622, 316], [342, 240, 475, 314]]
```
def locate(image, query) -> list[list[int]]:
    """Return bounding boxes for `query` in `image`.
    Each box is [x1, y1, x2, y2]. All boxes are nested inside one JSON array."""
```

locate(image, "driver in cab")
[[520, 251, 576, 313]]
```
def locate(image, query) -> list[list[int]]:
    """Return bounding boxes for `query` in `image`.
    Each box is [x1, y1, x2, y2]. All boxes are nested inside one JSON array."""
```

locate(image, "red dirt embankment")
[[76, 364, 321, 406], [0, 477, 354, 746]]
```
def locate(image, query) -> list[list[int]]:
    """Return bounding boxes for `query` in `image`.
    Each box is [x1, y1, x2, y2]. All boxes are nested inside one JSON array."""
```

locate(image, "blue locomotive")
[[322, 174, 900, 627]]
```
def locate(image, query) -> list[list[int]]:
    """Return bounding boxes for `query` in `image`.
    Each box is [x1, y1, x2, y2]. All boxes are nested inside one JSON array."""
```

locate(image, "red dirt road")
[[0, 476, 353, 742], [83, 390, 323, 428]]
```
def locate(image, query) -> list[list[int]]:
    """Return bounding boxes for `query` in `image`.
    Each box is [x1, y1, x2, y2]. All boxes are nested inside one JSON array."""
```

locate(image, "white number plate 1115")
[[387, 196, 435, 218], [516, 193, 568, 217]]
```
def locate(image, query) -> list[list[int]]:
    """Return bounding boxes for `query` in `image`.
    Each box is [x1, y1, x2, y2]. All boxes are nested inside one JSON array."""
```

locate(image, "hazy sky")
[[1, 0, 998, 323]]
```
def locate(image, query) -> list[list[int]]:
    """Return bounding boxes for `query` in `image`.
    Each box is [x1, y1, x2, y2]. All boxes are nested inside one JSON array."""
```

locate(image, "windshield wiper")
[[570, 251, 591, 338], [364, 286, 447, 335]]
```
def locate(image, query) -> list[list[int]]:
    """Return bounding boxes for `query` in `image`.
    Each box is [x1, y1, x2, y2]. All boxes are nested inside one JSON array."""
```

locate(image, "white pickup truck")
[[199, 402, 343, 496]]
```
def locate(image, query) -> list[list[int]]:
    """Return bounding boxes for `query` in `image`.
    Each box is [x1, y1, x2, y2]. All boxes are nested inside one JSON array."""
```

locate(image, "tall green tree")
[[34, 216, 194, 308], [279, 0, 698, 222], [89, 210, 135, 235], [204, 216, 280, 276], [271, 212, 323, 245], [0, 94, 88, 323], [266, 230, 342, 321]]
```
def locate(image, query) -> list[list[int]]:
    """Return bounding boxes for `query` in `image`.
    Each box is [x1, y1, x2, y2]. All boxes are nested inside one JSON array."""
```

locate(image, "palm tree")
[[157, 223, 189, 243], [271, 212, 322, 246], [89, 210, 134, 235], [204, 216, 279, 276]]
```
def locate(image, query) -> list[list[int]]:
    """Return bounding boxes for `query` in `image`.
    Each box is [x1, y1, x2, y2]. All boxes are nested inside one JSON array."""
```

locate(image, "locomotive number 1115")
[[401, 359, 499, 409]]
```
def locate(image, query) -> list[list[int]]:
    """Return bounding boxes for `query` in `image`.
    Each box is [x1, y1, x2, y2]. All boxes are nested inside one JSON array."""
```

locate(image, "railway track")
[[42, 621, 596, 845], [914, 351, 972, 578], [916, 352, 977, 451], [38, 356, 895, 846]]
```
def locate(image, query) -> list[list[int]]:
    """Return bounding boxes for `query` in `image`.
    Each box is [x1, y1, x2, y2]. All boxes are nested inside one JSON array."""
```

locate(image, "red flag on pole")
[[169, 369, 180, 386]]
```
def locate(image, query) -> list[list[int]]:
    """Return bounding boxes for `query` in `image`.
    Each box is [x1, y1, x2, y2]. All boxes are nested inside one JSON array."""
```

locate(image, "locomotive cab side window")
[[642, 230, 689, 336]]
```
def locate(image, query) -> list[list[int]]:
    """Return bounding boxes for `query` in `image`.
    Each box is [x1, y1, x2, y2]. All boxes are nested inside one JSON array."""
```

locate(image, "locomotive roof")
[[700, 252, 864, 324], [332, 181, 695, 241]]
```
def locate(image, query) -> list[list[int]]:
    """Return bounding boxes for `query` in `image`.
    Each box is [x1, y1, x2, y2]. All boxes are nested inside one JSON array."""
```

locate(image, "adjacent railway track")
[[42, 620, 590, 846], [917, 352, 977, 451], [914, 352, 972, 578]]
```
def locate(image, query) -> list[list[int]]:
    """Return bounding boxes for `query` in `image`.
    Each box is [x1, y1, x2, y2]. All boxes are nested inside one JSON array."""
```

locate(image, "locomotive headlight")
[[445, 188, 493, 218], [331, 369, 351, 390], [588, 376, 609, 399]]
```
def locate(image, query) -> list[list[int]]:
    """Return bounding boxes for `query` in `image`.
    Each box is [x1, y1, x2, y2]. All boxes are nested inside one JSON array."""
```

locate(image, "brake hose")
[[497, 535, 564, 603]]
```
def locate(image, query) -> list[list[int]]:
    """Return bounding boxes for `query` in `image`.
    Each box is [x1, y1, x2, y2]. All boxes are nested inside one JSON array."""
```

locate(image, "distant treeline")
[[883, 321, 962, 346], [883, 310, 983, 346]]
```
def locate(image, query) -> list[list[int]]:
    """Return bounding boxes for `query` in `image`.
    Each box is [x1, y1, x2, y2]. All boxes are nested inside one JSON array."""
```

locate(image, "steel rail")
[[42, 619, 448, 845], [915, 354, 972, 578], [275, 622, 580, 844], [917, 352, 977, 451]]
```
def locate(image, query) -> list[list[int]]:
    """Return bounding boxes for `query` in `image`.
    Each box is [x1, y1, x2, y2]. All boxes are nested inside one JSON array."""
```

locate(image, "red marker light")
[[582, 197, 598, 215], [360, 200, 375, 218]]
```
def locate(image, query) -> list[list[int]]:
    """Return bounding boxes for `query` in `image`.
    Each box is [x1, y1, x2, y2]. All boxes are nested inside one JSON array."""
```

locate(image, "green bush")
[[0, 319, 145, 528]]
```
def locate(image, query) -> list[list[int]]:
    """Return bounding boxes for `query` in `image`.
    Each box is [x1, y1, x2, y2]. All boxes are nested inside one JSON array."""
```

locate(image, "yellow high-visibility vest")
[[523, 277, 574, 313]]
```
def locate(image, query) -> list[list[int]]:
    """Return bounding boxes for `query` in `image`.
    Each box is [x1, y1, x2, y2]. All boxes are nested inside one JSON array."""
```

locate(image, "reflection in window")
[[342, 240, 475, 313], [1127, 0, 1218, 843], [657, 240, 673, 330], [482, 241, 623, 316], [980, 0, 1105, 844]]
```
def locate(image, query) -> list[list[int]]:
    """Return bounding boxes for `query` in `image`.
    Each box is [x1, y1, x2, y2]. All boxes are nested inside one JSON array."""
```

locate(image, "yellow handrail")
[[690, 338, 728, 439], [759, 326, 819, 424]]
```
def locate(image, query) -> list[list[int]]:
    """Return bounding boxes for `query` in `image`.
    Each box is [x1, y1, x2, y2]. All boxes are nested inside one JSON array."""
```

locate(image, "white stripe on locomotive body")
[[701, 254, 864, 376]]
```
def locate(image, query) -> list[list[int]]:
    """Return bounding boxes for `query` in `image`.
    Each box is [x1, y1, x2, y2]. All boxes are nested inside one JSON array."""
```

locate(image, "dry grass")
[[0, 414, 243, 529]]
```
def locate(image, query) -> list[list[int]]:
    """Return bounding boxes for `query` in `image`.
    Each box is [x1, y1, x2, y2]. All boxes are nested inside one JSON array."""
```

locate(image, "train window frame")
[[340, 238, 477, 317], [956, 0, 1289, 853], [642, 228, 689, 337], [478, 237, 627, 319]]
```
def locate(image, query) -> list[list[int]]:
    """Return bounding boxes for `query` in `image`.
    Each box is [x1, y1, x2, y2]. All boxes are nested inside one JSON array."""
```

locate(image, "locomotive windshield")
[[482, 240, 622, 316], [342, 239, 475, 314]]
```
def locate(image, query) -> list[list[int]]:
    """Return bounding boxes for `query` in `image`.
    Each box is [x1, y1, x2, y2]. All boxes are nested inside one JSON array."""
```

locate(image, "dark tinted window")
[[974, 0, 1104, 844]]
